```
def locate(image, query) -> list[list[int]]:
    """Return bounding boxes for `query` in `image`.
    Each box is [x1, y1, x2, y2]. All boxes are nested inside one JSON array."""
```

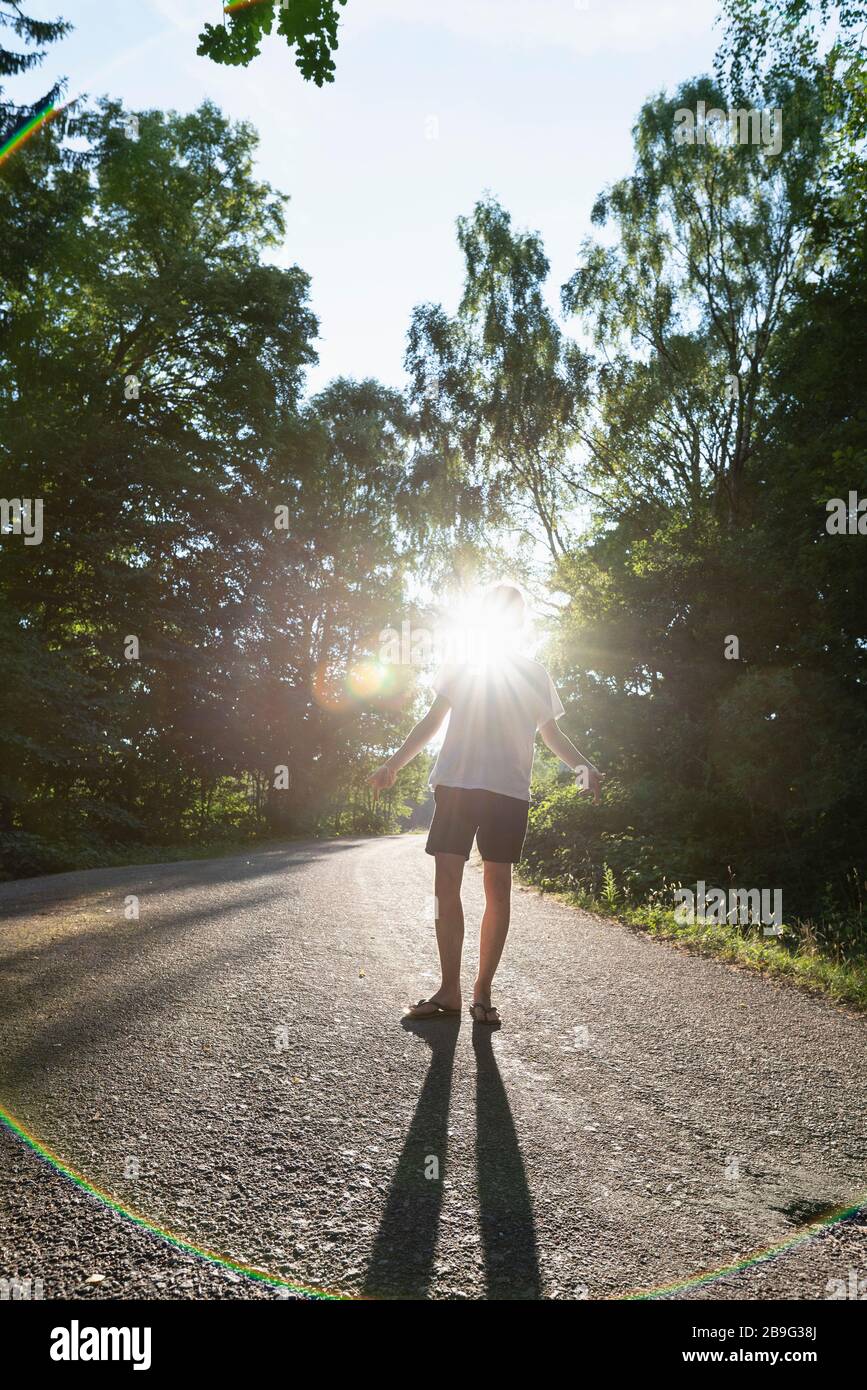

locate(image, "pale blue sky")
[[24, 0, 723, 393]]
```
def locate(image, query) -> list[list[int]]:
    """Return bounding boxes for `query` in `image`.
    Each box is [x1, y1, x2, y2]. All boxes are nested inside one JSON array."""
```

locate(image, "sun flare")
[[435, 594, 525, 670]]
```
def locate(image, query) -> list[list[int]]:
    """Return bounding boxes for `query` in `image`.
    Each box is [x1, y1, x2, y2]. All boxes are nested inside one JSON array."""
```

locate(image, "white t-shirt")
[[428, 655, 566, 803]]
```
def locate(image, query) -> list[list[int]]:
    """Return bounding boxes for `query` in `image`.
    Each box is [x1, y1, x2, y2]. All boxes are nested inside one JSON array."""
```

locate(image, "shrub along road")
[[1, 835, 865, 1301]]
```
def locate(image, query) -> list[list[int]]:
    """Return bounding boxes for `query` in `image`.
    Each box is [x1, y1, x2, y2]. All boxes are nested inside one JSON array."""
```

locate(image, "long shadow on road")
[[0, 840, 360, 924], [362, 1018, 458, 1299], [473, 1025, 541, 1300], [362, 1018, 540, 1300]]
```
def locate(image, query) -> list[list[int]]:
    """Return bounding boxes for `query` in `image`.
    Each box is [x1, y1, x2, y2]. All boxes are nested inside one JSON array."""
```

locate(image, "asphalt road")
[[1, 834, 865, 1302]]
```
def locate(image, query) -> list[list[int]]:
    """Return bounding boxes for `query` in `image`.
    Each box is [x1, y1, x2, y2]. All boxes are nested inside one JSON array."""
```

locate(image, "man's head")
[[481, 583, 526, 633]]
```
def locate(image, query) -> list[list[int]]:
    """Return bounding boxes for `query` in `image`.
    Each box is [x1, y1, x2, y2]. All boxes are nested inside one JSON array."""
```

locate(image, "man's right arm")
[[368, 695, 451, 794]]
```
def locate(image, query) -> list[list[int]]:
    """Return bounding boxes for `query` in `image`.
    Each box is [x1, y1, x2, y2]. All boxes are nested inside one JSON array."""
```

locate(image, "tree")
[[717, 0, 867, 247], [0, 99, 317, 866], [406, 196, 591, 565], [513, 15, 865, 929], [0, 1, 70, 145], [230, 375, 430, 836], [0, 94, 445, 874], [561, 73, 827, 524]]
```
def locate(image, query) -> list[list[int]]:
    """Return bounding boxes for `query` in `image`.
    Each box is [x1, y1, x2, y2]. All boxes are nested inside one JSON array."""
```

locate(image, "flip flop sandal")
[[405, 998, 461, 1019], [469, 1002, 501, 1025]]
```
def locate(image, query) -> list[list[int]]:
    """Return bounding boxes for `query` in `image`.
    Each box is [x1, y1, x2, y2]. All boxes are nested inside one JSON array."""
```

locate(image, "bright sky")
[[22, 0, 723, 394]]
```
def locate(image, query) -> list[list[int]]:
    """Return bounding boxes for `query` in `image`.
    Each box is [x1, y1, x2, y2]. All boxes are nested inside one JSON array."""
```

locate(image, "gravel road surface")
[[1, 835, 865, 1301]]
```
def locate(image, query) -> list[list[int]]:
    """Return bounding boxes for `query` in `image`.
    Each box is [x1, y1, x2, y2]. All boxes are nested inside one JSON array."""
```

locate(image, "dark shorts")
[[425, 784, 530, 864]]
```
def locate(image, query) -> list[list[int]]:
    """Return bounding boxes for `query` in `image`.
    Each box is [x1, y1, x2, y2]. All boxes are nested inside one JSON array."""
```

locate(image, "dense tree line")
[[409, 2, 866, 940], [0, 89, 442, 874], [1, 0, 864, 959]]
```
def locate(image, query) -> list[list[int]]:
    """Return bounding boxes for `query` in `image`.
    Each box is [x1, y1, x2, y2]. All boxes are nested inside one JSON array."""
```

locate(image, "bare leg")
[[427, 852, 465, 1009], [474, 860, 512, 1015]]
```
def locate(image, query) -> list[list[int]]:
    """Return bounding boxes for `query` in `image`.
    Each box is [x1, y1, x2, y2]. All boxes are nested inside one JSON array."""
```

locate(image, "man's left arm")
[[538, 719, 606, 804]]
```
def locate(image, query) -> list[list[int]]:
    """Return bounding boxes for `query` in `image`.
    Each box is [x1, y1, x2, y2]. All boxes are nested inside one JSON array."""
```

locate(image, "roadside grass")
[[516, 871, 867, 1014]]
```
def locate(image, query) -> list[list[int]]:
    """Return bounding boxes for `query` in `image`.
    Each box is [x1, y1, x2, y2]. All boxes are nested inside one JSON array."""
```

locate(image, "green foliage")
[[198, 0, 348, 84], [406, 196, 592, 565], [0, 98, 434, 877], [717, 0, 867, 243], [507, 2, 867, 962], [600, 863, 618, 910], [0, 0, 71, 140]]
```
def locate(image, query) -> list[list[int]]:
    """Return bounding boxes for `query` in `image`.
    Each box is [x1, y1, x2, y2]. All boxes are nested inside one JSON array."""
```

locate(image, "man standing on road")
[[368, 584, 604, 1026]]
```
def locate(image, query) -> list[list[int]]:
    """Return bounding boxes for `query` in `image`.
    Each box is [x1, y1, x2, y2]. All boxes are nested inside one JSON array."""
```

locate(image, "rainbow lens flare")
[[0, 1100, 352, 1300], [1, 1098, 863, 1299], [0, 102, 61, 168]]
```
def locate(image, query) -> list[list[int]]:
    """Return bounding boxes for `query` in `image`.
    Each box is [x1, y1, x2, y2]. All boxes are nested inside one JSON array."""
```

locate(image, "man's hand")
[[575, 764, 606, 805], [368, 761, 397, 800]]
